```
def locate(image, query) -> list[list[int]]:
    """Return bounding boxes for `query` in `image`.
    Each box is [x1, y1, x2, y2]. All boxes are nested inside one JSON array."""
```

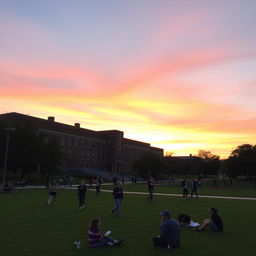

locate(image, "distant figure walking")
[[77, 180, 87, 209], [191, 179, 199, 198], [147, 178, 155, 201], [96, 177, 102, 196], [181, 179, 189, 198], [47, 180, 58, 206], [111, 182, 123, 217]]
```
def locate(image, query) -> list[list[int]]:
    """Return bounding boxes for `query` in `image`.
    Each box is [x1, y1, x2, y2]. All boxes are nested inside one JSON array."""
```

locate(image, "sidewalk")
[[17, 185, 256, 201]]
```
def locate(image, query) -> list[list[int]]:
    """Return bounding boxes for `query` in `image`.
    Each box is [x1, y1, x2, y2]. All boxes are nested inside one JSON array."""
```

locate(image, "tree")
[[197, 150, 220, 176], [133, 152, 164, 178], [226, 144, 256, 178]]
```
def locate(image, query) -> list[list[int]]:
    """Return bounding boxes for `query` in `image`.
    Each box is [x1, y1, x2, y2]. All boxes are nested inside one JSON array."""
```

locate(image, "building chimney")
[[75, 123, 80, 128], [48, 116, 55, 122]]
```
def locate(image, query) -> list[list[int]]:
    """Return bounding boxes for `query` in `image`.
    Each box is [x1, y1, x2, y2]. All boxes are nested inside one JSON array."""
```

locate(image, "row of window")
[[56, 134, 111, 149], [66, 151, 108, 161], [124, 145, 148, 154]]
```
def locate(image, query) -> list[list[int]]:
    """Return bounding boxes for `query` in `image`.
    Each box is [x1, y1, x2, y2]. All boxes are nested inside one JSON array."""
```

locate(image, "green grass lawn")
[[1, 188, 256, 256], [119, 183, 256, 197]]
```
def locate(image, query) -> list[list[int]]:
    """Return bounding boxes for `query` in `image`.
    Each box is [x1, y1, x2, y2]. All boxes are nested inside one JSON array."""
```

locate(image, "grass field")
[[119, 183, 256, 197], [1, 187, 256, 256]]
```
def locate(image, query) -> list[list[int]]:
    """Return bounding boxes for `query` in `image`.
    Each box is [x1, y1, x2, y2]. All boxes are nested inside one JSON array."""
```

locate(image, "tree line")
[[133, 145, 256, 179], [0, 120, 255, 180]]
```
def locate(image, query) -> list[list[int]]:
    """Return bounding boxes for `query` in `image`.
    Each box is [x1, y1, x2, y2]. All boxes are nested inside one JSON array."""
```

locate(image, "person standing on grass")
[[194, 207, 223, 232], [181, 179, 189, 199], [77, 180, 87, 209], [88, 217, 124, 247], [47, 180, 58, 206], [152, 210, 181, 249], [96, 177, 102, 196], [111, 181, 123, 217], [191, 179, 199, 198], [147, 177, 155, 201]]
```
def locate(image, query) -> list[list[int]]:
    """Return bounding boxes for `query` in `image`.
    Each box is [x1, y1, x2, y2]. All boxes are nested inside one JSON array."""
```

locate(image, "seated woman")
[[194, 207, 223, 232], [88, 218, 124, 248]]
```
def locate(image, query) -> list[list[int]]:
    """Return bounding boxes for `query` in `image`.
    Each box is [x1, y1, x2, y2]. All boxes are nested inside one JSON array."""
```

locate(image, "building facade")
[[0, 112, 163, 173]]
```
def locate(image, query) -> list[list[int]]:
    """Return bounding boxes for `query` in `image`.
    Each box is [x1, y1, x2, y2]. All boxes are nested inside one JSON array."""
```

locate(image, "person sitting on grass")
[[152, 210, 181, 249], [88, 218, 124, 248], [193, 207, 223, 232]]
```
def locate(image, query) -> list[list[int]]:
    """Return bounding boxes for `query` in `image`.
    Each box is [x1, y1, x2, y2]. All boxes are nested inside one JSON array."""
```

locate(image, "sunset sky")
[[1, 0, 256, 158]]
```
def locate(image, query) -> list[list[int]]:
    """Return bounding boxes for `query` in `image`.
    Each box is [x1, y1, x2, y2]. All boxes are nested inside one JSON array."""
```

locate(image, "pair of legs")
[[191, 189, 198, 198], [47, 193, 56, 206], [78, 195, 85, 208], [147, 190, 153, 201], [196, 219, 220, 232], [96, 186, 101, 195], [92, 237, 124, 248], [92, 237, 116, 247], [112, 198, 122, 216], [183, 188, 188, 197]]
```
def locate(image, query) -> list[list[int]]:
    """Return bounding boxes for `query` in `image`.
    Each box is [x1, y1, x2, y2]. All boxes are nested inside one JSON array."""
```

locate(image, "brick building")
[[0, 112, 163, 173]]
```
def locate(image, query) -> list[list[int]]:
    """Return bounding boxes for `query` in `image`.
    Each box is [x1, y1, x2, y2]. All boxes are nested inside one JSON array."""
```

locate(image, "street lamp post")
[[2, 128, 16, 189]]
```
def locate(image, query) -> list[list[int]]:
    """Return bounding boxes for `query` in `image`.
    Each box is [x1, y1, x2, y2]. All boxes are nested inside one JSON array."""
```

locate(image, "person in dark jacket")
[[111, 182, 123, 217], [194, 207, 223, 232], [147, 177, 154, 201], [77, 180, 87, 209], [95, 177, 102, 196], [152, 210, 181, 249], [191, 179, 199, 198]]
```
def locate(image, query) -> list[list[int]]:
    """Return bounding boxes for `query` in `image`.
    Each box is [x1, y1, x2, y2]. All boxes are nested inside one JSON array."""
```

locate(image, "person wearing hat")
[[152, 210, 181, 249]]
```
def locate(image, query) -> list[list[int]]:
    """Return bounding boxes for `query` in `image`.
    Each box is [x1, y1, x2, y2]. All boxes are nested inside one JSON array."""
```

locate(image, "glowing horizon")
[[1, 0, 256, 159]]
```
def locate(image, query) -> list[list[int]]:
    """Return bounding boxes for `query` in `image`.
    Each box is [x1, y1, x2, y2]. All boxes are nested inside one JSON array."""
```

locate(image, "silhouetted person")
[[147, 178, 155, 201], [77, 180, 87, 209], [191, 179, 198, 198], [96, 177, 102, 195], [181, 179, 188, 198]]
